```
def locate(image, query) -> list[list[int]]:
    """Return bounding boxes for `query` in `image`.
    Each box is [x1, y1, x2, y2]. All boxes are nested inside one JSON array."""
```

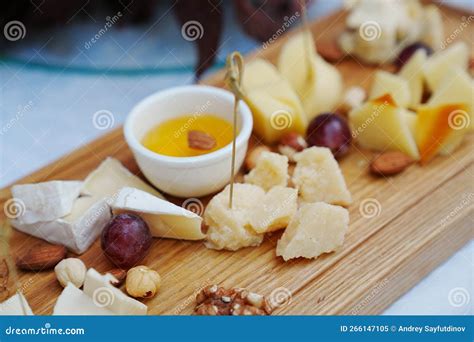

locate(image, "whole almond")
[[188, 130, 216, 150], [317, 40, 345, 62], [106, 268, 127, 287], [16, 243, 66, 271], [370, 151, 413, 176]]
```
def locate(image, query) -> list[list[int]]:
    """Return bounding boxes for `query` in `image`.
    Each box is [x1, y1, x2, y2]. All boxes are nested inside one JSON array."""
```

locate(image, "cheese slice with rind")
[[0, 292, 34, 315], [53, 268, 147, 315], [276, 202, 349, 261], [398, 49, 428, 109], [370, 70, 411, 108], [11, 181, 83, 225], [111, 187, 204, 240]]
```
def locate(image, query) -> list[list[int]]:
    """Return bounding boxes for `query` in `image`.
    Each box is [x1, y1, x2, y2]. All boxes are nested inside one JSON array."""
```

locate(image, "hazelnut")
[[126, 265, 161, 298], [54, 258, 86, 288], [277, 132, 307, 162], [106, 268, 127, 287], [245, 145, 271, 170]]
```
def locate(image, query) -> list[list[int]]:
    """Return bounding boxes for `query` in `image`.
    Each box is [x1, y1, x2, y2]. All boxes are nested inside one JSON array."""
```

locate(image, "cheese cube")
[[276, 202, 349, 261], [349, 94, 420, 159], [249, 186, 298, 234], [398, 49, 428, 109], [369, 70, 411, 108], [244, 152, 288, 191], [204, 184, 265, 251], [11, 180, 82, 225], [428, 68, 474, 130], [423, 42, 469, 91], [292, 147, 352, 206]]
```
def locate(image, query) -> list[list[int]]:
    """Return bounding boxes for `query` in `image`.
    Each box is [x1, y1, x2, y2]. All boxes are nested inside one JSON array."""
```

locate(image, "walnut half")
[[194, 285, 272, 316]]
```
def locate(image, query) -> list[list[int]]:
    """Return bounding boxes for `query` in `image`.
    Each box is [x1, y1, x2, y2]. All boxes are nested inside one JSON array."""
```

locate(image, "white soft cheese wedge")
[[398, 49, 428, 109], [11, 158, 162, 254], [276, 202, 349, 261], [292, 147, 352, 206], [0, 292, 34, 315], [370, 70, 411, 108], [54, 269, 147, 315], [423, 42, 469, 91], [111, 187, 204, 240], [249, 186, 297, 234], [244, 151, 288, 191], [204, 184, 265, 251], [12, 181, 83, 225]]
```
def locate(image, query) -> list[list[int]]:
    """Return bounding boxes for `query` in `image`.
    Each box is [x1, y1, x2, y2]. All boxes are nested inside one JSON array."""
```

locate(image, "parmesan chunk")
[[292, 147, 352, 206], [244, 152, 288, 191], [276, 202, 349, 261], [204, 184, 265, 251]]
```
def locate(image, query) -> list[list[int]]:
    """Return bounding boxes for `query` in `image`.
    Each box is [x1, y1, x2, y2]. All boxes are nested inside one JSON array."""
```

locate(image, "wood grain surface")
[[0, 4, 472, 315]]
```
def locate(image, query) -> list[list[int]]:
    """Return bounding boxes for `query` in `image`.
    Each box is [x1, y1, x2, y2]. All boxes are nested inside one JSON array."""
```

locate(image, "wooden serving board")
[[1, 4, 473, 315]]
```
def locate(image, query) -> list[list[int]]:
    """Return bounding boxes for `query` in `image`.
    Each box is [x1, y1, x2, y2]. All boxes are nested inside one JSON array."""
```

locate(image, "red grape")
[[101, 213, 152, 269], [396, 42, 433, 69], [306, 113, 352, 158]]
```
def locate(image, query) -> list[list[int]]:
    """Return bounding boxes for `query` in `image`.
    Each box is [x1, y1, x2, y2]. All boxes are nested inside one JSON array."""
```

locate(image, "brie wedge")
[[0, 292, 34, 315], [11, 158, 163, 254], [54, 268, 147, 315], [111, 187, 205, 240], [12, 181, 82, 224]]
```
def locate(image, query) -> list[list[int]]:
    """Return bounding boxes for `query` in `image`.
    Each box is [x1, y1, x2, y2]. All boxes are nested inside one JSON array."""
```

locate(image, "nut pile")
[[194, 284, 272, 316]]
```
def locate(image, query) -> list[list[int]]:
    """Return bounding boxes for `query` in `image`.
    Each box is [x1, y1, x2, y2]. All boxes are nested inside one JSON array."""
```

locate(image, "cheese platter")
[[0, 1, 473, 316]]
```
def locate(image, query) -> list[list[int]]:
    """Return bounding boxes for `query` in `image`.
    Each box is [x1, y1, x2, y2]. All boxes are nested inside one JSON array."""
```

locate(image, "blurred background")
[[1, 0, 472, 315]]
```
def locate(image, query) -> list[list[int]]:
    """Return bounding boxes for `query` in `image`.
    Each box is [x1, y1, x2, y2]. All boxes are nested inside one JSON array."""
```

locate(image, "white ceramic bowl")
[[124, 85, 253, 198]]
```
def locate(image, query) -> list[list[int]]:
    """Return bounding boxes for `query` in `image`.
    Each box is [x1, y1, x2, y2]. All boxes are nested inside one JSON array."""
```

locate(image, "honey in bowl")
[[142, 114, 235, 157]]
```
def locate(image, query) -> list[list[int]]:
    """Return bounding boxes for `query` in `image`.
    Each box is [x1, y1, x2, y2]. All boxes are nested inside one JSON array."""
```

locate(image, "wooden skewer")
[[224, 51, 245, 209]]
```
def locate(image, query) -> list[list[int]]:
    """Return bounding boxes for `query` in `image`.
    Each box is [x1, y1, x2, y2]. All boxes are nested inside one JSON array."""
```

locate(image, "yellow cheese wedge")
[[398, 49, 428, 109], [349, 94, 420, 159], [278, 31, 343, 119], [427, 68, 474, 130], [370, 70, 411, 108], [415, 103, 469, 163], [423, 42, 469, 91], [242, 59, 307, 143]]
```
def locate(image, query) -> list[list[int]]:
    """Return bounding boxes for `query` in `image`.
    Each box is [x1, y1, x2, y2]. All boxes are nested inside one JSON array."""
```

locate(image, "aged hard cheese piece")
[[111, 187, 204, 240], [204, 184, 265, 251], [241, 59, 307, 143], [369, 71, 411, 108], [249, 186, 298, 234], [0, 292, 34, 315], [349, 94, 420, 159], [415, 103, 469, 163], [276, 202, 349, 261], [423, 42, 469, 91], [292, 147, 352, 206], [11, 181, 82, 224], [11, 158, 162, 254], [398, 49, 428, 109], [54, 268, 147, 315], [427, 69, 474, 130], [278, 31, 343, 119], [244, 151, 288, 191]]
